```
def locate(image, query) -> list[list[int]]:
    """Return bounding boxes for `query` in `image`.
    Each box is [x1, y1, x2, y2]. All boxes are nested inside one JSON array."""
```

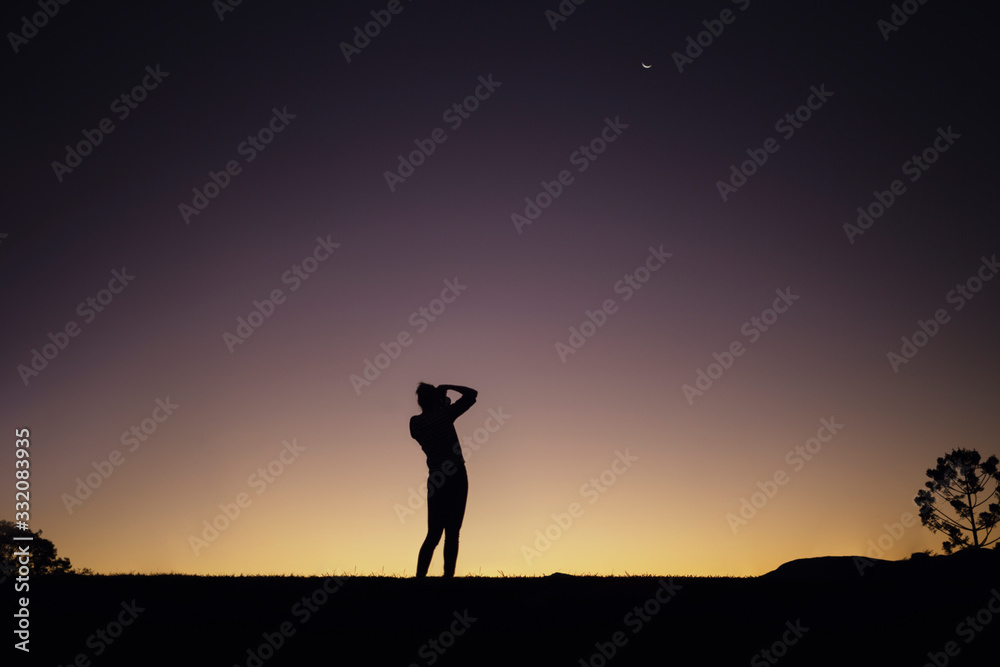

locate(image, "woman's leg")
[[416, 477, 445, 577], [442, 468, 469, 578], [416, 528, 442, 578]]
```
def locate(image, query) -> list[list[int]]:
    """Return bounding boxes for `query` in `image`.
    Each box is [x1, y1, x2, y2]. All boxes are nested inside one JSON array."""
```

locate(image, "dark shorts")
[[427, 464, 468, 530]]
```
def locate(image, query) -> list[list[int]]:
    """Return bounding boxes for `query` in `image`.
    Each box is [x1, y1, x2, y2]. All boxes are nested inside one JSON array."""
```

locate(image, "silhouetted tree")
[[0, 520, 74, 575], [914, 449, 1000, 554]]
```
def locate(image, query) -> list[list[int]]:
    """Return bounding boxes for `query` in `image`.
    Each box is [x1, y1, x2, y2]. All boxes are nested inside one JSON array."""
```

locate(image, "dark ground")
[[14, 550, 1000, 666]]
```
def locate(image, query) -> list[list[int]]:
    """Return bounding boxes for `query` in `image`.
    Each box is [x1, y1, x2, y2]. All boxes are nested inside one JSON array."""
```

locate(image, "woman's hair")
[[416, 382, 439, 411]]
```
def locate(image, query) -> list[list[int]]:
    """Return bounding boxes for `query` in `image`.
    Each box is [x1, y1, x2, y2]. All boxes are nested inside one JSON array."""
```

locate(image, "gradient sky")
[[2, 1, 998, 577]]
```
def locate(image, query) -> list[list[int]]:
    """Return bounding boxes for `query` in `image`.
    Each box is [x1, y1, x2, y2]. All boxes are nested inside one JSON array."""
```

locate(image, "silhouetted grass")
[[27, 551, 1000, 666]]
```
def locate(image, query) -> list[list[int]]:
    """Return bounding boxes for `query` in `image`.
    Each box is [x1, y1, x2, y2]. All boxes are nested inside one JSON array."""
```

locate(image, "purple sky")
[[2, 0, 998, 576]]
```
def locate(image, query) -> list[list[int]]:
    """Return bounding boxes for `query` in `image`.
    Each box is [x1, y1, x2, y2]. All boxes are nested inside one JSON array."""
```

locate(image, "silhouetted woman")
[[410, 382, 477, 578]]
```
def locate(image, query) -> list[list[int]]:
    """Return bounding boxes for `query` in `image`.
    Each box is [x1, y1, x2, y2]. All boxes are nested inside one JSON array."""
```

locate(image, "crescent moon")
[[642, 62, 651, 69]]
